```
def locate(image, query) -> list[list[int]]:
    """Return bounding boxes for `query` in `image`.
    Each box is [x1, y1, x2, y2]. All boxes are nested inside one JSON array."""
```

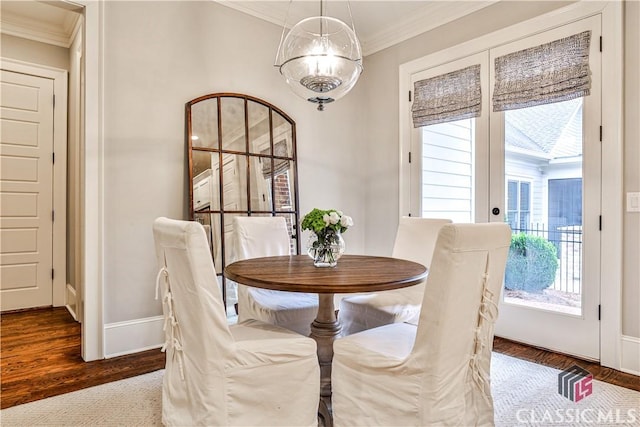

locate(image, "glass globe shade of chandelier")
[[276, 16, 363, 111]]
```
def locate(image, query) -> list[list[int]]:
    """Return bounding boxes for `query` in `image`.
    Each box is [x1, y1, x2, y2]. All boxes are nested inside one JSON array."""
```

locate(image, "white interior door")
[[0, 70, 55, 311]]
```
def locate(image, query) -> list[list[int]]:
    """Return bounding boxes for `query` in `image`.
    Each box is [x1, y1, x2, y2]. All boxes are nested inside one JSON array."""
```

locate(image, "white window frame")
[[407, 52, 489, 222], [399, 1, 623, 369]]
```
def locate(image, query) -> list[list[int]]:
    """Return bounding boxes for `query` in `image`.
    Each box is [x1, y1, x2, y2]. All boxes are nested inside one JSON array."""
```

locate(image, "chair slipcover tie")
[[469, 254, 498, 407], [152, 217, 321, 426], [331, 223, 511, 426], [155, 266, 185, 381]]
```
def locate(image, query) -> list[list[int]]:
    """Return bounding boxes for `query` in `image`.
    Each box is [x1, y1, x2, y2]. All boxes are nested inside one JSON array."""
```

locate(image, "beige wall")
[[622, 0, 640, 338], [101, 1, 366, 323], [1, 33, 69, 70], [361, 1, 640, 338], [5, 0, 636, 341]]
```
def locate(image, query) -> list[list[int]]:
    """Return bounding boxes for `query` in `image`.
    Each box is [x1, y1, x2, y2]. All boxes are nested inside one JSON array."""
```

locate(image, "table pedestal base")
[[224, 255, 427, 427], [309, 293, 341, 427]]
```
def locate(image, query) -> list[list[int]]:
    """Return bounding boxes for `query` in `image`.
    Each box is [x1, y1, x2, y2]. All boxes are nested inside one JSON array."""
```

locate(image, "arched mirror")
[[187, 93, 301, 311]]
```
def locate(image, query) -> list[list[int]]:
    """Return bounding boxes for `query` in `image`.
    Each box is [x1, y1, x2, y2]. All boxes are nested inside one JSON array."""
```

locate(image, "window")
[[507, 179, 531, 231], [420, 118, 475, 222]]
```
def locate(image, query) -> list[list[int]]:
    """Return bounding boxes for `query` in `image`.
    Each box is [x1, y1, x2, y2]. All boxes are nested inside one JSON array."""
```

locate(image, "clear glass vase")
[[307, 230, 345, 267]]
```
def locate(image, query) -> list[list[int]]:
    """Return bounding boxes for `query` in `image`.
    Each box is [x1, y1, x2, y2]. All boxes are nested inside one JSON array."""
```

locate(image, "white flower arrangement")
[[302, 208, 353, 236], [301, 208, 353, 266]]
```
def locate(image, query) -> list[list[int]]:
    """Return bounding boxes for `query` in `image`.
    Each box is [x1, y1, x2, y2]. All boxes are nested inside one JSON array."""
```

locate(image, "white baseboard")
[[65, 284, 78, 321], [104, 316, 164, 358], [100, 314, 639, 374], [620, 335, 640, 376]]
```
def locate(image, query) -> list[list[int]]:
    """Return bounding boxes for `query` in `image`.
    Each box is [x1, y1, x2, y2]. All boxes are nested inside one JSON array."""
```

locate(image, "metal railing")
[[510, 223, 582, 294]]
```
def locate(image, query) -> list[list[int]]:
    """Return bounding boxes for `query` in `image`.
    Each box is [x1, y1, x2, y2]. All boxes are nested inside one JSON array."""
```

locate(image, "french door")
[[409, 17, 601, 360]]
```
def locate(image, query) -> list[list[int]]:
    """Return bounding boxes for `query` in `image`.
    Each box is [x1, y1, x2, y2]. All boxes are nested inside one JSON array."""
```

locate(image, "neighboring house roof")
[[505, 98, 583, 159]]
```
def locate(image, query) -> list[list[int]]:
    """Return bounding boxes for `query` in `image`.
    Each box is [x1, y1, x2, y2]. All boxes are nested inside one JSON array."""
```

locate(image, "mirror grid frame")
[[186, 93, 301, 308]]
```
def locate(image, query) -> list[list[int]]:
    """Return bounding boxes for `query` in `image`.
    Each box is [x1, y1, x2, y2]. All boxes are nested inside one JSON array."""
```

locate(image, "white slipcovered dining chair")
[[233, 216, 318, 336], [153, 217, 319, 426], [338, 217, 451, 335], [332, 223, 511, 427]]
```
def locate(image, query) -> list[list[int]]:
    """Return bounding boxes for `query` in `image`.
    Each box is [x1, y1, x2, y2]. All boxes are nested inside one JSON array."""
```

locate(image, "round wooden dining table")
[[225, 254, 427, 427]]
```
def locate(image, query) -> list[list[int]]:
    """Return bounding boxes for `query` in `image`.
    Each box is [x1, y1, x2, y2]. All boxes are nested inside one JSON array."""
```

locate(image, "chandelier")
[[275, 1, 363, 111]]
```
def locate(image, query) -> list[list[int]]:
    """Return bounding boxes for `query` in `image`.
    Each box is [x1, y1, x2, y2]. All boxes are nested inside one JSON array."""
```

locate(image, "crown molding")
[[216, 1, 289, 28], [0, 9, 80, 48], [362, 1, 498, 56], [215, 1, 498, 57]]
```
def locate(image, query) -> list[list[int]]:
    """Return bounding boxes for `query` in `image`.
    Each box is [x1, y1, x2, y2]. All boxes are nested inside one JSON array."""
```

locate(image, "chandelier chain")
[[273, 0, 294, 67], [346, 1, 357, 35]]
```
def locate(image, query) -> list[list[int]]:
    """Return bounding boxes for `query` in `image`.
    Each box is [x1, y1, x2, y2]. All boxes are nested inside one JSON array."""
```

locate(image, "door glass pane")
[[503, 97, 583, 315], [420, 118, 474, 222]]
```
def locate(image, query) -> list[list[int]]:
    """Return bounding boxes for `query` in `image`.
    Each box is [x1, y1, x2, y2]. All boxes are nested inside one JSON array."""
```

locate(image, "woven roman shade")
[[493, 31, 592, 112], [412, 64, 481, 128]]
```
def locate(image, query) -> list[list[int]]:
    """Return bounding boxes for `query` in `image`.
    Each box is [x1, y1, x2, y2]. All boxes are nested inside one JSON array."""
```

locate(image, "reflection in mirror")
[[191, 98, 218, 149], [249, 155, 273, 212], [221, 97, 246, 152], [277, 161, 297, 213], [276, 213, 298, 254], [194, 212, 222, 272], [248, 101, 270, 154], [221, 213, 243, 315], [192, 151, 220, 211], [221, 154, 248, 211], [273, 111, 293, 159], [187, 94, 300, 309], [222, 213, 243, 267]]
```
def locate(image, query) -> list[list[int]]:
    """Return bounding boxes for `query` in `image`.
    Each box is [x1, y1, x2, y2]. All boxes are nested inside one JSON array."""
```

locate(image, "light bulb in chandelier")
[[276, 16, 363, 111]]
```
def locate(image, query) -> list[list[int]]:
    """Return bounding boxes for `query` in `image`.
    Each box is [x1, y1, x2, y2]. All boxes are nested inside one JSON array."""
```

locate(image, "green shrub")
[[504, 233, 559, 293]]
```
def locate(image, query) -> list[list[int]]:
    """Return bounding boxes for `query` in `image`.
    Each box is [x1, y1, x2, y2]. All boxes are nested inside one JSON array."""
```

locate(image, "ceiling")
[[215, 1, 497, 55], [1, 0, 496, 55]]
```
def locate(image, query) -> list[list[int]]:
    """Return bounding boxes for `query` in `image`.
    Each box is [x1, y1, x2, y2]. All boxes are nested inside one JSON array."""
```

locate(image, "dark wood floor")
[[0, 307, 165, 409], [1, 307, 638, 410], [493, 336, 639, 392]]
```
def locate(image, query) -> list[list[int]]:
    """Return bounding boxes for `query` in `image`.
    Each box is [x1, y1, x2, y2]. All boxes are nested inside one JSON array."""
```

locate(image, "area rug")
[[1, 353, 638, 426]]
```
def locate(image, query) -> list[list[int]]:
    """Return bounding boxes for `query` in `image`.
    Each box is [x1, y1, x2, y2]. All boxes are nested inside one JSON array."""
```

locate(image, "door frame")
[[398, 1, 623, 369], [488, 15, 602, 361], [1, 58, 68, 308], [74, 0, 104, 362]]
